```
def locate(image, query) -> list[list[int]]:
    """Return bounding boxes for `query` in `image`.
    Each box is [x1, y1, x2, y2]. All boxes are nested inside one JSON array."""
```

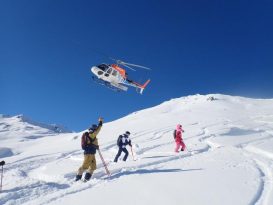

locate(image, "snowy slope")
[[0, 94, 273, 205]]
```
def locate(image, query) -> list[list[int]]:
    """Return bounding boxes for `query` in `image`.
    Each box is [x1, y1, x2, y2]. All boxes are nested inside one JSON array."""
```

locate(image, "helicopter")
[[90, 59, 151, 94]]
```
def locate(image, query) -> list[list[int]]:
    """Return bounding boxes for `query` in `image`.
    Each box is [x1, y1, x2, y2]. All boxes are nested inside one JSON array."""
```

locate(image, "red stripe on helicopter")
[[111, 64, 126, 78]]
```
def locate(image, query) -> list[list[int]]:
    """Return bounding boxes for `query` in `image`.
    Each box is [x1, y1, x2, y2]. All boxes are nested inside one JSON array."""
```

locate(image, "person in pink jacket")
[[174, 124, 186, 152]]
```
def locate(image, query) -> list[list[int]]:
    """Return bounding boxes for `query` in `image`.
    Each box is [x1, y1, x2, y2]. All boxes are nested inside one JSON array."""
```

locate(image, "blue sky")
[[1, 0, 273, 131]]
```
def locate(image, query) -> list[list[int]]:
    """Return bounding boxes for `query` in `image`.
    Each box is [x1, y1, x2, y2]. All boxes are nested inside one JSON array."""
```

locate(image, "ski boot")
[[83, 173, 92, 182], [75, 174, 82, 182]]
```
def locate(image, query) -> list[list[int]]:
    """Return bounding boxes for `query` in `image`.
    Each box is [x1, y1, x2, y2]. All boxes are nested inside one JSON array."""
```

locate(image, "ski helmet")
[[176, 124, 182, 130], [125, 131, 131, 135], [89, 124, 97, 132]]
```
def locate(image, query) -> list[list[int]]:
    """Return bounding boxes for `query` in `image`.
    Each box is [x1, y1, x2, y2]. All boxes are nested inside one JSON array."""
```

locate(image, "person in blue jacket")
[[114, 131, 132, 162]]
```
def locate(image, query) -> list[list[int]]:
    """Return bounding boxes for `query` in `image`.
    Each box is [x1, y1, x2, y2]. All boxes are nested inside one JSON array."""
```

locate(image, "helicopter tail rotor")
[[139, 79, 151, 94]]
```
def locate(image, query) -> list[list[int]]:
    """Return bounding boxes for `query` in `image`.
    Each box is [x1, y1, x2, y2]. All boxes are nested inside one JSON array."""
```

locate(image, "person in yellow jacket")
[[75, 117, 103, 182]]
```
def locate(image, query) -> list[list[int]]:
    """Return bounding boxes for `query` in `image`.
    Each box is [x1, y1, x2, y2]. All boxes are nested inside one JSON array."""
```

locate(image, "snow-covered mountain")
[[0, 94, 273, 205], [0, 114, 71, 158]]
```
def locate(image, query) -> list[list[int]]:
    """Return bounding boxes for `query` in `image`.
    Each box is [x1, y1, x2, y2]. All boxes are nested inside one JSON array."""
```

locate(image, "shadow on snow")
[[110, 168, 203, 179]]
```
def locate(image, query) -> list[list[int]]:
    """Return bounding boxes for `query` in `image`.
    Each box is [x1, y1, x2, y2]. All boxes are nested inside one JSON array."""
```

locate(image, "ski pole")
[[184, 144, 189, 152], [0, 163, 4, 192], [185, 145, 194, 154], [130, 146, 136, 161], [98, 149, 111, 177]]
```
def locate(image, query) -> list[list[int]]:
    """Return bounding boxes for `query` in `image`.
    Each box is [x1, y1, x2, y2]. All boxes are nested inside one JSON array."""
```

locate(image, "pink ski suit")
[[175, 124, 186, 152]]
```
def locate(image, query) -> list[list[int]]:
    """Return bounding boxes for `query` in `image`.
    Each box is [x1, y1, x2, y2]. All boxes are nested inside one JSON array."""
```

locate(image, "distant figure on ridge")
[[174, 124, 186, 153]]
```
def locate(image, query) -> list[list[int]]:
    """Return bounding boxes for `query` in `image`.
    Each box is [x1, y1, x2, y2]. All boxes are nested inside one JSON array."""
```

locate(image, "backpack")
[[81, 132, 93, 150], [173, 130, 177, 139], [117, 135, 122, 146]]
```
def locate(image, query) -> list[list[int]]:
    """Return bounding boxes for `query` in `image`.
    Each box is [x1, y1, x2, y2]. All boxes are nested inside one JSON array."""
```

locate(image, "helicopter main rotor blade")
[[109, 57, 152, 70], [109, 57, 119, 63], [122, 63, 136, 71], [109, 58, 127, 66], [122, 62, 152, 70]]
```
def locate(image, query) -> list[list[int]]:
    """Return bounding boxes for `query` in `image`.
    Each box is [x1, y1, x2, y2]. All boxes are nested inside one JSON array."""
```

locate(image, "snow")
[[0, 94, 273, 205]]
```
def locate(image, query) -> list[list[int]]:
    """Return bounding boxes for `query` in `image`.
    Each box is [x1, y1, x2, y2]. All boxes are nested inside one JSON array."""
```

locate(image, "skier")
[[174, 124, 186, 153], [114, 131, 132, 162], [75, 117, 103, 182]]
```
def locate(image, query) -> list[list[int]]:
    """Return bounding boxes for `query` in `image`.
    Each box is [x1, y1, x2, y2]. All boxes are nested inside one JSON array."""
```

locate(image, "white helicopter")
[[91, 59, 151, 94]]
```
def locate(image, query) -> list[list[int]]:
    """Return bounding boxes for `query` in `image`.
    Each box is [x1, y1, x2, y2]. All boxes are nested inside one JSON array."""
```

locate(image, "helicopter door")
[[105, 68, 120, 83], [112, 70, 118, 77], [104, 68, 112, 77]]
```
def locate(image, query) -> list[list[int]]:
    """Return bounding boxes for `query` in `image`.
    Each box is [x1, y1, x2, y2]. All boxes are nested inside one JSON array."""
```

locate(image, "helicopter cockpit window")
[[112, 70, 117, 76], [97, 64, 109, 71], [106, 68, 112, 74]]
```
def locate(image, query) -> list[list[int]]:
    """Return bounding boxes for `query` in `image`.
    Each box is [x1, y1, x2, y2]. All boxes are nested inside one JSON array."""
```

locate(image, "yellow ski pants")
[[77, 154, 96, 175]]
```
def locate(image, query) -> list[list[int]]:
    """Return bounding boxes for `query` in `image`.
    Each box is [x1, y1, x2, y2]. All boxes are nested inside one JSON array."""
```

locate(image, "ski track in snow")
[[241, 144, 273, 204], [0, 151, 112, 205], [202, 121, 273, 205], [1, 158, 69, 204]]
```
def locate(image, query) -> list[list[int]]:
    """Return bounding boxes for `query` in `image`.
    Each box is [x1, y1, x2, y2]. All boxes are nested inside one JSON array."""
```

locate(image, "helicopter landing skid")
[[92, 77, 127, 92]]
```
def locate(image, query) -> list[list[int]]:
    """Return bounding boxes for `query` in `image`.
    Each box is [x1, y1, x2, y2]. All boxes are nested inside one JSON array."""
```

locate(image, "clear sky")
[[1, 0, 273, 131]]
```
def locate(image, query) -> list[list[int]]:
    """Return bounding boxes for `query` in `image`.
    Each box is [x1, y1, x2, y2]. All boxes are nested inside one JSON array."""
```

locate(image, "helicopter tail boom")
[[138, 79, 151, 94]]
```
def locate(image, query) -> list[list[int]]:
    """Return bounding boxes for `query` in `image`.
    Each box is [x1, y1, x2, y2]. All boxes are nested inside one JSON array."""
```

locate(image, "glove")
[[98, 117, 103, 123]]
